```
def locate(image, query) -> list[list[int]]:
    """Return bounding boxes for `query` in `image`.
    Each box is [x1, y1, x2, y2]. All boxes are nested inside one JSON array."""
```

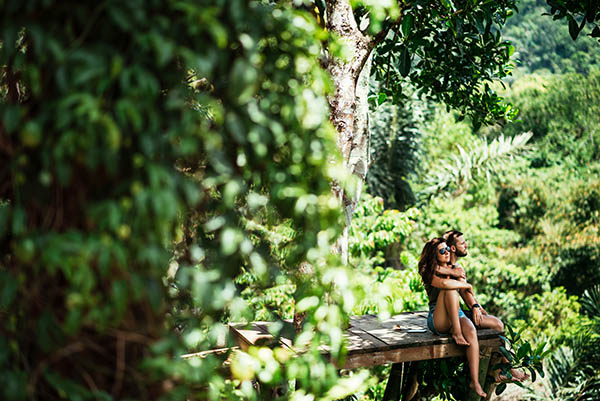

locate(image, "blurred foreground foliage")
[[0, 1, 375, 400]]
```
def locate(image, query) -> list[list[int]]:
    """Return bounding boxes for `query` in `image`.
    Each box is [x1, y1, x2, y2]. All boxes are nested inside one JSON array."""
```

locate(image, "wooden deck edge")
[[338, 329, 504, 356], [340, 337, 503, 369]]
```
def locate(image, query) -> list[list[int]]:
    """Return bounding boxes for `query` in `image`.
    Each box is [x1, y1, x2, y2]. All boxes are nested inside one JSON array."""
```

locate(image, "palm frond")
[[419, 131, 534, 199], [581, 285, 600, 318], [546, 346, 578, 395]]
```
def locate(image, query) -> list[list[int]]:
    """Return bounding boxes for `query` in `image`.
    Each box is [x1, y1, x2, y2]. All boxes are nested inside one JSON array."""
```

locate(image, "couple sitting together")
[[418, 230, 528, 398]]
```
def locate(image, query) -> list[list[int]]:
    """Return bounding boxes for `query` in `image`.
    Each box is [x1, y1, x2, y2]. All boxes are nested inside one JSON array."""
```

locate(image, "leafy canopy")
[[368, 0, 519, 129]]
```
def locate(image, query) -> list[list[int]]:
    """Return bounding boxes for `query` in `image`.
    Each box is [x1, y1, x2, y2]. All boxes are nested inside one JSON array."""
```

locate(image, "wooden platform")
[[229, 311, 502, 369]]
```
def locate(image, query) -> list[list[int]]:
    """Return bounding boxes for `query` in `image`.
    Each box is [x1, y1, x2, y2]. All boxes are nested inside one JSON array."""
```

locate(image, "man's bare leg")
[[478, 315, 530, 382], [462, 317, 486, 398]]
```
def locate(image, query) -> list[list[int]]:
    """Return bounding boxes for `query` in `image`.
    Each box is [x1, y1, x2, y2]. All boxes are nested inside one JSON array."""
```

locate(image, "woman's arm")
[[436, 265, 466, 280], [430, 275, 472, 291]]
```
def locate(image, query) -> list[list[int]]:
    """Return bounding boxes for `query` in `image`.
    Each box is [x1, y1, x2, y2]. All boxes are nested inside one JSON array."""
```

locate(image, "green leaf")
[[3, 105, 20, 133], [506, 324, 515, 338], [516, 342, 531, 360], [499, 346, 514, 362], [495, 382, 507, 395], [12, 207, 26, 236], [440, 0, 454, 11], [474, 12, 485, 34], [20, 121, 42, 147], [0, 271, 18, 308], [402, 14, 413, 37], [229, 58, 258, 104], [534, 341, 546, 355], [586, 7, 596, 23], [568, 17, 580, 40], [537, 364, 545, 378], [399, 45, 410, 77], [440, 360, 449, 375], [527, 366, 537, 382], [507, 44, 515, 57]]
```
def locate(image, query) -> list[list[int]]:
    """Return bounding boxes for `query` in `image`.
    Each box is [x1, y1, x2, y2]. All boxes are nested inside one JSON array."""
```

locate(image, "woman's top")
[[425, 264, 456, 306], [426, 285, 440, 306]]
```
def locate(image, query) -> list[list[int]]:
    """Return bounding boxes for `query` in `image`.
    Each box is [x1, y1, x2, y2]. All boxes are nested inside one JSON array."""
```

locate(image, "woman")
[[418, 237, 487, 398]]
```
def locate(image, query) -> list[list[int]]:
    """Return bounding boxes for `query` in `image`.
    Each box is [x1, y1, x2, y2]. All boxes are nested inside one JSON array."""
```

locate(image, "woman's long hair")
[[418, 237, 445, 286]]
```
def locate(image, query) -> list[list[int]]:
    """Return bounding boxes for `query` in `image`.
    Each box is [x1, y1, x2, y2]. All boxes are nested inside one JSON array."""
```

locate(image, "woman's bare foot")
[[452, 331, 470, 346], [469, 382, 487, 398]]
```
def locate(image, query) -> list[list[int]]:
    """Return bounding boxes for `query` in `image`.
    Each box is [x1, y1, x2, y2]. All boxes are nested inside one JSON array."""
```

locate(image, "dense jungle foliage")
[[1, 0, 599, 400], [362, 0, 600, 398]]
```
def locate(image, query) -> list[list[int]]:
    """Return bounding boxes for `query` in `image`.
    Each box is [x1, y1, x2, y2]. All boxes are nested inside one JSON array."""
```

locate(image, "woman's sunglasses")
[[439, 246, 451, 255]]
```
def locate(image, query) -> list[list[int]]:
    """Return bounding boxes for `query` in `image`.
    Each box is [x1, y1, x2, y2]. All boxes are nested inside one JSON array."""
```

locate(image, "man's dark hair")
[[444, 230, 463, 247]]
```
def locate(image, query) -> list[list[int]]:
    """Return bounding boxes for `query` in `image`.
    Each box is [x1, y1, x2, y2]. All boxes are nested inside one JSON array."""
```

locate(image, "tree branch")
[[367, 2, 413, 49]]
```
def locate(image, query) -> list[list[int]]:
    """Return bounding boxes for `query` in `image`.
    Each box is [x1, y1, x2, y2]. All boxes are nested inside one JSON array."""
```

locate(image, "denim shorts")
[[427, 303, 466, 335]]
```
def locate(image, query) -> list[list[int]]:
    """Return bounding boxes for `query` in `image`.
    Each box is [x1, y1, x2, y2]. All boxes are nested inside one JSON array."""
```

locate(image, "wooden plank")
[[336, 327, 502, 357], [181, 346, 238, 360], [348, 313, 429, 351], [348, 314, 379, 330], [372, 328, 501, 350], [229, 321, 295, 351], [367, 324, 427, 347], [344, 326, 390, 354], [341, 337, 502, 369], [229, 322, 278, 350], [252, 321, 295, 349]]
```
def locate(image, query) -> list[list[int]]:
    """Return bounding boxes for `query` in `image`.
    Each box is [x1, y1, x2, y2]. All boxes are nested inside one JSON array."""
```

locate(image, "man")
[[440, 229, 529, 383], [442, 230, 498, 329]]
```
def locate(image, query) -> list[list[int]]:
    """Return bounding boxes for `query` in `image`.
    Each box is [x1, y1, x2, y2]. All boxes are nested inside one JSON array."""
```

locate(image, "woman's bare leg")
[[462, 317, 486, 398], [433, 290, 469, 345]]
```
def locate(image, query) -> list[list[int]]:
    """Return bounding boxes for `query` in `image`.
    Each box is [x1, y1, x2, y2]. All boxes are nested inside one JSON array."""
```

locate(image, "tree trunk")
[[325, 0, 375, 264]]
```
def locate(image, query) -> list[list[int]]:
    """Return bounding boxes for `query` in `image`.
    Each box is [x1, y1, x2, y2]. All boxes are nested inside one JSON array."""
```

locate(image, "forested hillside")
[[503, 0, 600, 75]]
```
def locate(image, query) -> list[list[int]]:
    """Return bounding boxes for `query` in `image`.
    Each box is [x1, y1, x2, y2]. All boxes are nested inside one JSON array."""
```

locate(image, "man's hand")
[[453, 265, 466, 280], [472, 306, 483, 326]]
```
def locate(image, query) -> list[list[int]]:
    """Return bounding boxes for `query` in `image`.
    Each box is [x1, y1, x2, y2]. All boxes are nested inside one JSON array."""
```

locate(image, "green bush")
[[346, 193, 427, 317], [349, 193, 418, 262], [513, 287, 585, 347]]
